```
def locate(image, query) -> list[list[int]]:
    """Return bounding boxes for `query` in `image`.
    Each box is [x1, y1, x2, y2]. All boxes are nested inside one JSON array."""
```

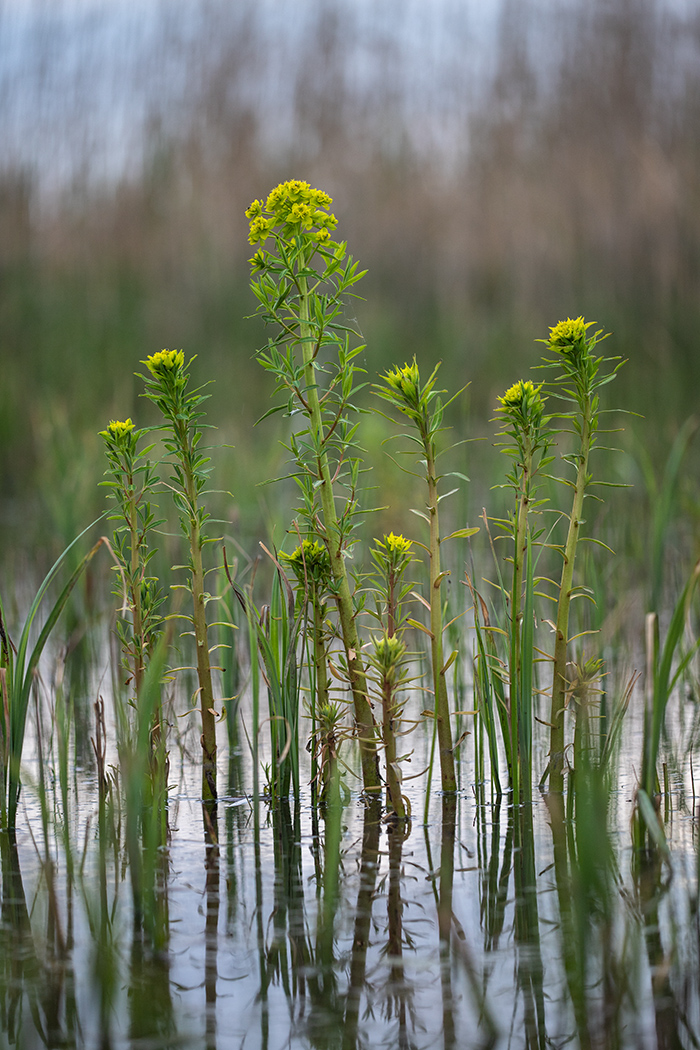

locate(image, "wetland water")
[[1, 686, 699, 1050]]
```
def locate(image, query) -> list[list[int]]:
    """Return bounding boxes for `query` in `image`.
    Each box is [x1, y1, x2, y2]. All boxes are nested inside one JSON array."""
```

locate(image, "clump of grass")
[[376, 358, 477, 793], [640, 560, 700, 813], [231, 550, 303, 803], [245, 180, 380, 796], [0, 523, 104, 831]]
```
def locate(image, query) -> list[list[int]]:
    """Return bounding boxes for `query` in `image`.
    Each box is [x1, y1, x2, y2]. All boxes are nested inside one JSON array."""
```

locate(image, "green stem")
[[381, 673, 406, 820], [510, 445, 532, 801], [549, 407, 592, 794], [312, 593, 330, 714], [298, 272, 380, 795], [127, 479, 145, 700], [425, 442, 456, 793], [177, 428, 217, 807]]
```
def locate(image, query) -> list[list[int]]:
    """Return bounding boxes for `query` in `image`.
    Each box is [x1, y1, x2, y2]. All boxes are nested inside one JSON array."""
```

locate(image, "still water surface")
[[1, 690, 699, 1050]]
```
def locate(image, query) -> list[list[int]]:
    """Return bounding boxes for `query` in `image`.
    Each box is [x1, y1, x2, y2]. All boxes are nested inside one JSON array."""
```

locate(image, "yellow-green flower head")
[[385, 532, 412, 558], [248, 214, 273, 245], [498, 379, 545, 433], [145, 349, 185, 378], [548, 317, 593, 359], [372, 631, 406, 675], [382, 360, 421, 409], [282, 538, 330, 585], [372, 532, 413, 579], [245, 180, 337, 247]]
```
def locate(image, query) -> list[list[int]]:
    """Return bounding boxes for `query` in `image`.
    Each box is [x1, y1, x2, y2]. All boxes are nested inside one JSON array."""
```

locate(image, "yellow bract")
[[498, 379, 541, 409], [282, 538, 330, 584], [497, 379, 545, 433]]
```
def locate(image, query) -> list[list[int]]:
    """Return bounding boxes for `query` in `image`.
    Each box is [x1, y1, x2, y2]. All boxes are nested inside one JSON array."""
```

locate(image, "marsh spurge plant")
[[99, 419, 164, 725], [494, 380, 551, 802], [540, 318, 623, 794], [246, 180, 380, 795], [140, 349, 219, 808], [376, 359, 477, 794], [367, 532, 415, 820]]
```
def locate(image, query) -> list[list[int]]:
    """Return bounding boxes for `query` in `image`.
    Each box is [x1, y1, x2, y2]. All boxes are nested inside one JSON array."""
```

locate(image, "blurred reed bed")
[[3, 0, 700, 559]]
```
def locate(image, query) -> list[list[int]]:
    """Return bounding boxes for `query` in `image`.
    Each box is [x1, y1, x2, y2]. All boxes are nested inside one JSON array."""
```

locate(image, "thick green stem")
[[298, 274, 380, 795], [426, 444, 456, 793], [549, 409, 593, 793]]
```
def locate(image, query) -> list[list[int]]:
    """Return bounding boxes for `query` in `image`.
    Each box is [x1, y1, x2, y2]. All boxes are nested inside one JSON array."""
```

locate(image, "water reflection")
[[2, 770, 700, 1048], [342, 800, 380, 1050], [204, 812, 220, 1050]]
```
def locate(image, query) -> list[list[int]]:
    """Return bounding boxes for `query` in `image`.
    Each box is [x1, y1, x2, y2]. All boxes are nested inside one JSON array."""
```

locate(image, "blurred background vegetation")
[[1, 0, 699, 562]]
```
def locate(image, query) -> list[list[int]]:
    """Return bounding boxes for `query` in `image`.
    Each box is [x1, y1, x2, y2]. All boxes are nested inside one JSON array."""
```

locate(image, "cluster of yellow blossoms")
[[105, 418, 135, 439], [245, 180, 338, 247]]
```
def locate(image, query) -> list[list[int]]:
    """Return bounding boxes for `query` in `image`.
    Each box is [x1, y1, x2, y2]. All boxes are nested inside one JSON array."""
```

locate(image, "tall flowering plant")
[[376, 359, 477, 794], [540, 318, 622, 794], [140, 349, 219, 811], [245, 180, 380, 795], [494, 380, 552, 800]]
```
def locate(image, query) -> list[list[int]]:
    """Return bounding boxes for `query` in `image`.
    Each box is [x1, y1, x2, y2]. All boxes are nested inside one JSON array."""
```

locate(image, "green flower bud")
[[372, 631, 406, 678], [281, 538, 331, 587], [547, 316, 594, 365], [497, 379, 545, 431]]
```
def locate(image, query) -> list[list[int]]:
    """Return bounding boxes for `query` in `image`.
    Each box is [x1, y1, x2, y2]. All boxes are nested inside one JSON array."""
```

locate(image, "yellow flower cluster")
[[373, 532, 413, 576], [245, 180, 338, 246], [384, 532, 412, 558], [145, 349, 185, 377], [100, 417, 136, 446], [107, 418, 135, 438], [499, 380, 533, 409]]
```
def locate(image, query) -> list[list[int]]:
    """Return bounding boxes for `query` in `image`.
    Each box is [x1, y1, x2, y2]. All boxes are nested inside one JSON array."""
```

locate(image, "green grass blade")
[[8, 532, 105, 828], [643, 559, 700, 797]]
